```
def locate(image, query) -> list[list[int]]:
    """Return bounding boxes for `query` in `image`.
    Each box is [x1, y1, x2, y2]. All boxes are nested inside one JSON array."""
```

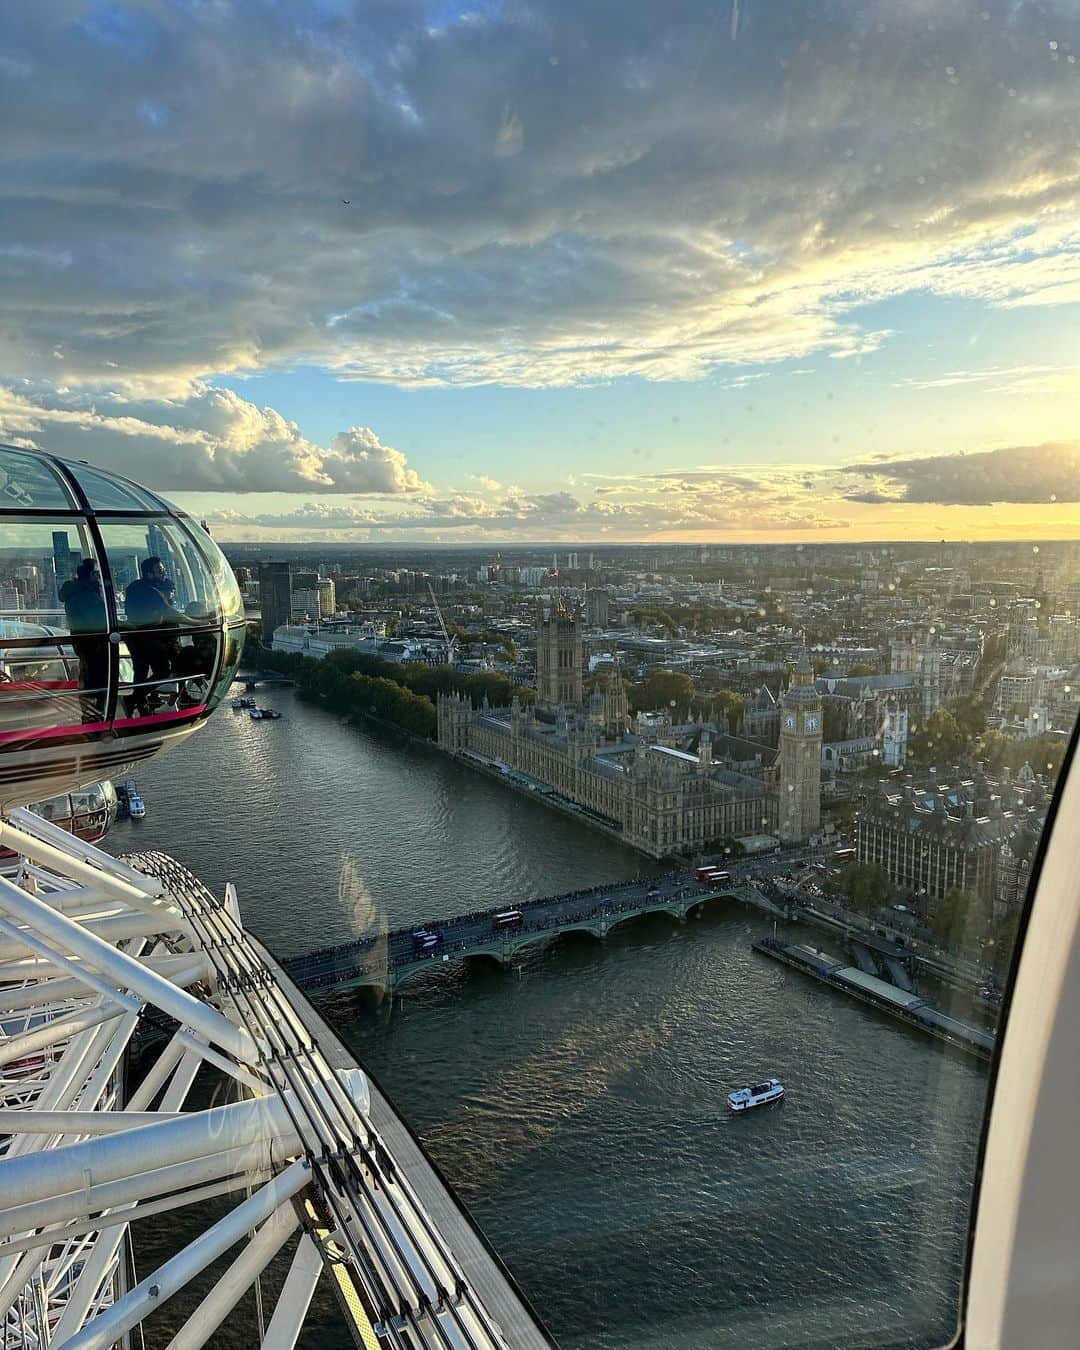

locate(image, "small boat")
[[116, 779, 139, 817], [249, 707, 282, 721], [232, 695, 256, 710], [127, 793, 146, 820], [727, 1077, 784, 1112]]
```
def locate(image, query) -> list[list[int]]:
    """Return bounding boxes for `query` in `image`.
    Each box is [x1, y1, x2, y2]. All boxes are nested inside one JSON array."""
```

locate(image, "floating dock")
[[753, 937, 993, 1062]]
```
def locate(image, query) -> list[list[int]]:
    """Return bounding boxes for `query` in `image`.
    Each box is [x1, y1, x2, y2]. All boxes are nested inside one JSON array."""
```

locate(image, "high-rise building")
[[52, 531, 74, 591], [316, 577, 336, 617], [536, 600, 583, 707], [778, 651, 823, 844], [585, 588, 610, 627], [258, 562, 292, 647]]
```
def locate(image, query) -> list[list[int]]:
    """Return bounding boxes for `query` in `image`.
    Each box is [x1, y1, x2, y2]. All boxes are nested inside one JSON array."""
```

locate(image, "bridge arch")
[[459, 949, 512, 973], [605, 905, 684, 935], [685, 890, 735, 918], [550, 922, 605, 943]]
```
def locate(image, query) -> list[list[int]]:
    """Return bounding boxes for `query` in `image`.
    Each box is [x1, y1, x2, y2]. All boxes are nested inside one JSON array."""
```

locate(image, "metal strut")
[[0, 816, 525, 1350]]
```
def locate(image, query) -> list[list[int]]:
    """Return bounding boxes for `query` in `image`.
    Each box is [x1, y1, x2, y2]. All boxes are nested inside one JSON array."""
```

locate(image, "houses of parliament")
[[437, 600, 822, 859]]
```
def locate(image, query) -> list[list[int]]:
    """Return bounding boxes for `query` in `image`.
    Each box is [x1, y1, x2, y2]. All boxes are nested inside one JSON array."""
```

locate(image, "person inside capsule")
[[59, 557, 108, 723], [124, 556, 200, 716]]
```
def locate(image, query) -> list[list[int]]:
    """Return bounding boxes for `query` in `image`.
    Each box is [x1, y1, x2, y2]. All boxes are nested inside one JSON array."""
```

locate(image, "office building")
[[258, 562, 293, 647]]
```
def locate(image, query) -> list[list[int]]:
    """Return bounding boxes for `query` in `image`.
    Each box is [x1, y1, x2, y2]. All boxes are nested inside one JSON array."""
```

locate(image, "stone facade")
[[856, 770, 1049, 905], [889, 632, 943, 717], [741, 684, 780, 746], [536, 599, 583, 708], [778, 652, 823, 844], [881, 698, 909, 768], [437, 599, 792, 858], [437, 691, 773, 859]]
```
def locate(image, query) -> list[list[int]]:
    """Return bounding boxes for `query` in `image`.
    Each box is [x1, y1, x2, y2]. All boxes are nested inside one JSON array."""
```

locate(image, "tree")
[[641, 669, 695, 714], [824, 862, 894, 913], [978, 729, 1066, 783], [847, 661, 877, 677], [709, 689, 742, 735], [908, 707, 965, 769], [991, 910, 1021, 979], [928, 887, 980, 949], [950, 693, 987, 742]]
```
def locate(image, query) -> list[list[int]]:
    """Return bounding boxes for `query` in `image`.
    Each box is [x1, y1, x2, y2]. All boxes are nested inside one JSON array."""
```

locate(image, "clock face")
[[806, 714, 819, 732], [784, 714, 795, 731]]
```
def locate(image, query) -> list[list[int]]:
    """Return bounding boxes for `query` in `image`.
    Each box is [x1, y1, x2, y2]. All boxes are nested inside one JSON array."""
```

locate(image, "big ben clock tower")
[[778, 650, 823, 844]]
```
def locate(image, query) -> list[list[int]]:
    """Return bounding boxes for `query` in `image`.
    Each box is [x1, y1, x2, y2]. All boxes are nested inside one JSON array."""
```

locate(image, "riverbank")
[[437, 745, 637, 852], [753, 937, 993, 1061]]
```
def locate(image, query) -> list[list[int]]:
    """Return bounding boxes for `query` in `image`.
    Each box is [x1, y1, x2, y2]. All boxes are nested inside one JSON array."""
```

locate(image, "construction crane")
[[427, 582, 457, 666]]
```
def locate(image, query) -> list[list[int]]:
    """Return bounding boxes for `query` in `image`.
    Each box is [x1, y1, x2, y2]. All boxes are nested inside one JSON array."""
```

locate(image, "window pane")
[[99, 519, 221, 625], [99, 519, 222, 718], [0, 519, 109, 727], [210, 623, 246, 708], [180, 518, 245, 623], [0, 447, 75, 511], [62, 462, 167, 512]]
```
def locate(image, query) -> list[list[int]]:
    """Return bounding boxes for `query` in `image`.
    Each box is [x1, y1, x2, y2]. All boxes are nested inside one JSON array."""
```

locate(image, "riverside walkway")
[[282, 859, 801, 996]]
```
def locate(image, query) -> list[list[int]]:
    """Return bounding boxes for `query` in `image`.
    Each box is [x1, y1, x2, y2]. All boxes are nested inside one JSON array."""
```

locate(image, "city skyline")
[[1, 2, 1079, 542]]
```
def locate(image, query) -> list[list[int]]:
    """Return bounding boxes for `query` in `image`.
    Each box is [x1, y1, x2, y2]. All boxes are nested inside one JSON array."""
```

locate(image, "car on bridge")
[[412, 928, 445, 954]]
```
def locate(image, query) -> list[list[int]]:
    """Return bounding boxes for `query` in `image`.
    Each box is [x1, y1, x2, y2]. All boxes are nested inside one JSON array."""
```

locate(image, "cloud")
[[186, 436, 1080, 540], [895, 363, 1080, 398], [842, 442, 1080, 505], [0, 382, 429, 494], [0, 1, 1078, 394], [325, 427, 429, 494], [207, 467, 853, 540]]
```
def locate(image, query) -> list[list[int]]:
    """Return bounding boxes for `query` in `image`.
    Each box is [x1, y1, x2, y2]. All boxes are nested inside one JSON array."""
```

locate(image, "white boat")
[[232, 695, 256, 710], [727, 1077, 784, 1112], [127, 793, 146, 819]]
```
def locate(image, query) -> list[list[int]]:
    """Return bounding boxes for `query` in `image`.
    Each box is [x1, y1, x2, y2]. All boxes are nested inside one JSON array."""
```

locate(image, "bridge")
[[235, 669, 296, 687], [282, 859, 801, 997]]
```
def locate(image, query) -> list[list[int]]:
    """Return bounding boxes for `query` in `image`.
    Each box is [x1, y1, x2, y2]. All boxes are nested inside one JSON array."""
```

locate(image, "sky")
[[1, 0, 1079, 543]]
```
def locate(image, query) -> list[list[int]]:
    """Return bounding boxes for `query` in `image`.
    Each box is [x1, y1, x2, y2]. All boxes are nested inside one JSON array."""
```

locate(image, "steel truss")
[[0, 807, 514, 1349]]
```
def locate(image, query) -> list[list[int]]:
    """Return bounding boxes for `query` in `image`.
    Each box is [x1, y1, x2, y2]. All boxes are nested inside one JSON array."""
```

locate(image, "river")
[[110, 686, 987, 1350]]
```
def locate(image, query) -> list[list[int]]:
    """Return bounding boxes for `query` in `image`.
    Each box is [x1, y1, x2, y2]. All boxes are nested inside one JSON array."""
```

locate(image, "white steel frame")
[[966, 738, 1080, 1349], [0, 806, 514, 1349]]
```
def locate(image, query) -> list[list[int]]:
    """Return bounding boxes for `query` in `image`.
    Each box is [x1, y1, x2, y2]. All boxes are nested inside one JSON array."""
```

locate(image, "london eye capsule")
[[0, 444, 246, 806]]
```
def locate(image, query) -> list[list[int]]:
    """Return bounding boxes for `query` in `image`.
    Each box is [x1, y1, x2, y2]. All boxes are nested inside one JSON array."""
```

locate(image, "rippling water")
[[112, 688, 987, 1349]]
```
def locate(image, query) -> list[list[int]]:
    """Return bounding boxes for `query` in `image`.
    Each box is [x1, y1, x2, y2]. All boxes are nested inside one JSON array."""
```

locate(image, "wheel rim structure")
[[0, 806, 546, 1349]]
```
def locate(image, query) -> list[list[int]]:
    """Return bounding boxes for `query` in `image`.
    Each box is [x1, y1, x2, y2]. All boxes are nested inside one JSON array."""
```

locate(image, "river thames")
[[111, 685, 987, 1350]]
